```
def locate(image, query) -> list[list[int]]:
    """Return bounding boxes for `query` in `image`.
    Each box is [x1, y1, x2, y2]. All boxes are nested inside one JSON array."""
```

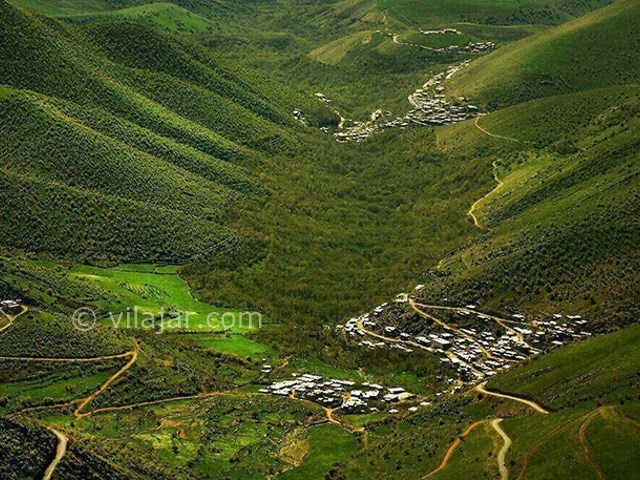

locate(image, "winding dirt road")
[[466, 159, 504, 228], [73, 349, 138, 418], [42, 426, 67, 480], [492, 418, 511, 480], [578, 408, 606, 480], [475, 382, 550, 415], [420, 381, 548, 479], [420, 420, 487, 479], [474, 116, 520, 143]]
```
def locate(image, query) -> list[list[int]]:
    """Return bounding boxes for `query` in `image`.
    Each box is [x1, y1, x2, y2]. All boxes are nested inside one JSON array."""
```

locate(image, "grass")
[[279, 423, 359, 479], [309, 30, 376, 65], [488, 324, 640, 410], [60, 3, 215, 35], [9, 0, 116, 16], [587, 409, 640, 479], [432, 421, 499, 480], [0, 365, 114, 412], [70, 264, 257, 333], [449, 0, 640, 106], [188, 333, 277, 360]]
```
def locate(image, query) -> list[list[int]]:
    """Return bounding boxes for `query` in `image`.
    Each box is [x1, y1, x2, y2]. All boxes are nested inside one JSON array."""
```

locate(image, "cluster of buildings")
[[333, 116, 411, 142], [333, 61, 477, 142], [521, 314, 592, 350], [292, 108, 307, 125], [420, 28, 461, 36], [406, 61, 479, 126], [260, 373, 421, 414], [426, 41, 495, 54], [314, 92, 332, 104], [0, 298, 21, 311], [418, 28, 494, 53], [463, 41, 495, 53], [336, 287, 594, 386]]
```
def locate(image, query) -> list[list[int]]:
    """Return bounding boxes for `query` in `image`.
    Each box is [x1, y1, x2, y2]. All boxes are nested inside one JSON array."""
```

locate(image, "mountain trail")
[[492, 418, 511, 480]]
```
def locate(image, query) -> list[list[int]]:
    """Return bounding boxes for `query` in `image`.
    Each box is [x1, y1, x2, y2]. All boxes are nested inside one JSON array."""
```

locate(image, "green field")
[[70, 264, 259, 333], [1, 0, 639, 478]]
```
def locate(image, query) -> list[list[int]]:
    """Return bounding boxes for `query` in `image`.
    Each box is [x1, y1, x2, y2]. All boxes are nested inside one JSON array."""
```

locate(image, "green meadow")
[[70, 264, 259, 333], [1, 0, 639, 478]]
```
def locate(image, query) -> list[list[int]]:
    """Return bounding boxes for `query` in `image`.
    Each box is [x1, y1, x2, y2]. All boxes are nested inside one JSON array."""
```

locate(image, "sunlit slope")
[[431, 85, 640, 322], [59, 2, 216, 35], [449, 0, 640, 106], [0, 2, 305, 156], [490, 323, 640, 410], [0, 88, 240, 218], [377, 0, 613, 26]]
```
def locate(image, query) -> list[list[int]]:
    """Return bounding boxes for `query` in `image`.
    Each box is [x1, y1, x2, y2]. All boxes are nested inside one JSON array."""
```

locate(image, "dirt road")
[[0, 305, 28, 334], [475, 382, 550, 414], [420, 420, 487, 478], [466, 159, 504, 228], [42, 426, 67, 480], [474, 116, 520, 142], [492, 418, 511, 480], [578, 408, 606, 480], [74, 349, 138, 418]]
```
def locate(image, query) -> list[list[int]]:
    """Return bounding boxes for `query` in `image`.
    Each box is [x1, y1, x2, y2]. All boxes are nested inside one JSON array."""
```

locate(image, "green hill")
[[59, 2, 217, 35], [0, 0, 333, 262], [449, 0, 640, 106], [0, 1, 639, 479], [421, 83, 640, 324], [343, 323, 640, 479]]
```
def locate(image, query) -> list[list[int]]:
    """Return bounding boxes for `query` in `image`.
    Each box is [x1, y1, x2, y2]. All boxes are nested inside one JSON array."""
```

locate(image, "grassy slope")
[[423, 80, 640, 323], [0, 1, 639, 478], [489, 324, 640, 410], [309, 30, 375, 65], [59, 2, 215, 35], [377, 0, 614, 26], [449, 0, 640, 106], [486, 325, 640, 480], [344, 323, 640, 479], [0, 0, 334, 262]]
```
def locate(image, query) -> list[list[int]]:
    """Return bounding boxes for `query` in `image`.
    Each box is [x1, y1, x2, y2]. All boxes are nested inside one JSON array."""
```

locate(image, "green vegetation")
[[449, 0, 640, 106], [489, 324, 640, 410], [280, 424, 359, 479], [1, 0, 639, 478], [60, 3, 216, 35]]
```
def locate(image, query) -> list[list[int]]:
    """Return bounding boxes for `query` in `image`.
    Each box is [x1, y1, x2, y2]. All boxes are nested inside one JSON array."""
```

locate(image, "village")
[[420, 28, 462, 36], [296, 24, 498, 143], [331, 60, 479, 142], [336, 287, 593, 385], [259, 372, 428, 414]]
